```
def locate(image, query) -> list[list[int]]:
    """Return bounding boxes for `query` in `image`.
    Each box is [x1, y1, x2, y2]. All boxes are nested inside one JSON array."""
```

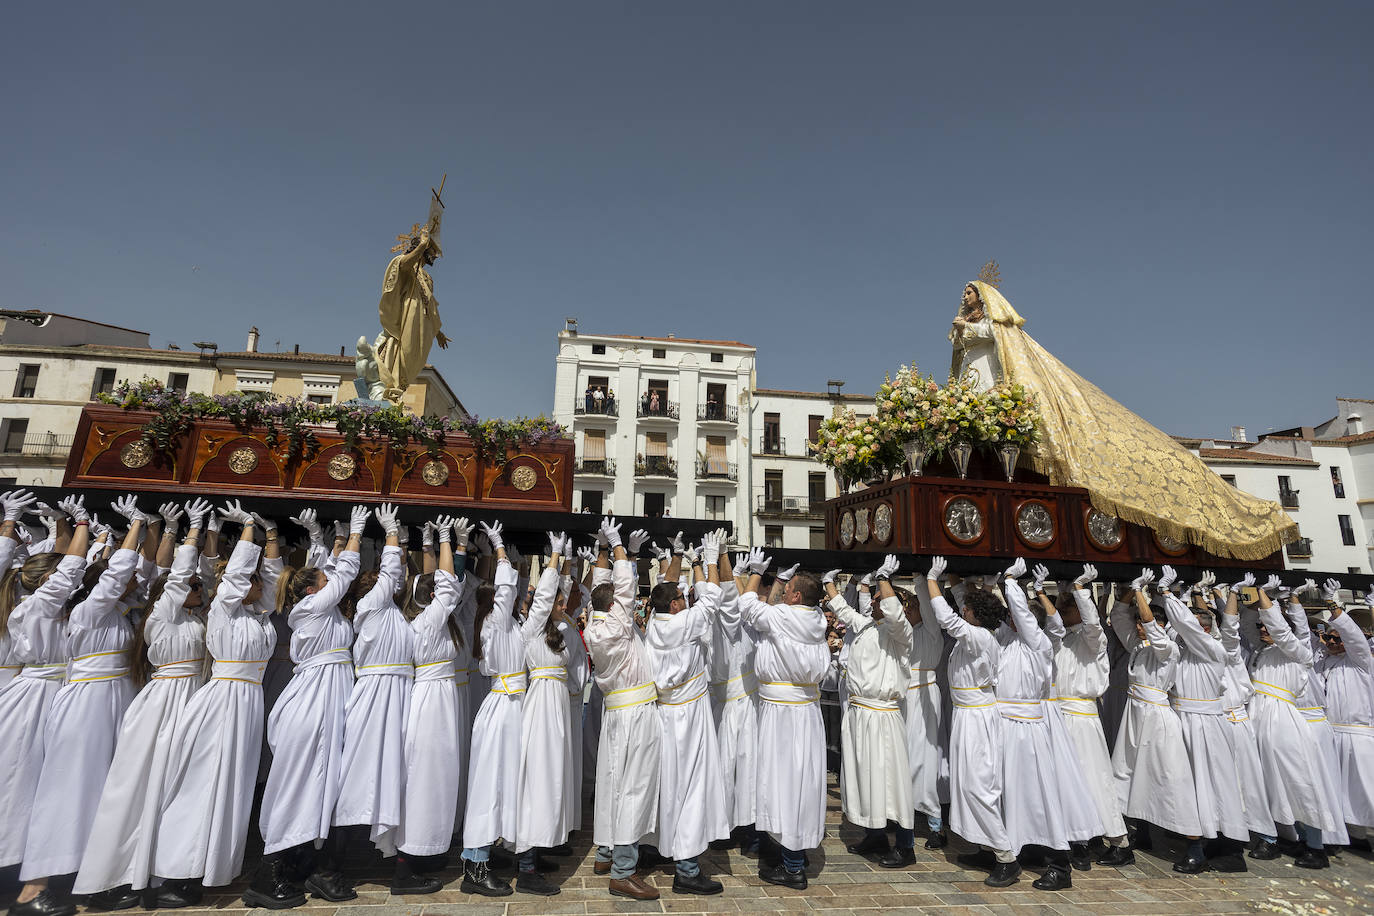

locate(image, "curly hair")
[[962, 587, 1007, 630]]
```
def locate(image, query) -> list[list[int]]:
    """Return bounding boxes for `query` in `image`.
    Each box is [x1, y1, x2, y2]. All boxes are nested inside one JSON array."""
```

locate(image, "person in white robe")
[[826, 555, 915, 868], [0, 490, 40, 689], [396, 516, 469, 865], [1315, 583, 1374, 834], [74, 500, 212, 907], [705, 542, 759, 848], [1246, 573, 1341, 868], [255, 512, 363, 903], [900, 572, 946, 849], [737, 547, 830, 890], [584, 519, 663, 901], [16, 499, 147, 913], [0, 502, 89, 916], [1153, 566, 1250, 872], [511, 531, 577, 896], [559, 560, 589, 841], [641, 532, 729, 895], [458, 521, 525, 897], [154, 504, 290, 905], [1037, 566, 1131, 868], [1109, 570, 1202, 861]]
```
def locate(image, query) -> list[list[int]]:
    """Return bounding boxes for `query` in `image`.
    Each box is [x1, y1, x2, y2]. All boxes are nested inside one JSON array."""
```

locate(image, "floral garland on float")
[[811, 365, 1042, 487], [97, 378, 565, 466]]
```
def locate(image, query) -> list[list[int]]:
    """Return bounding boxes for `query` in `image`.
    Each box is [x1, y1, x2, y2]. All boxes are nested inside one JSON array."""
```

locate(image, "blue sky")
[[4, 2, 1371, 435]]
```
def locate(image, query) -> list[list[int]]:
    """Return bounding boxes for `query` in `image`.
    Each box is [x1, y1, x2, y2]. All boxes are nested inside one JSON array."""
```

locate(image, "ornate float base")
[[826, 476, 1282, 570], [63, 407, 573, 512]]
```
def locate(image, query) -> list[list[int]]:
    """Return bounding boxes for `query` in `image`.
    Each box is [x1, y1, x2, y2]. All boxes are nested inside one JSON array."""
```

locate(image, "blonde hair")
[[0, 552, 63, 633]]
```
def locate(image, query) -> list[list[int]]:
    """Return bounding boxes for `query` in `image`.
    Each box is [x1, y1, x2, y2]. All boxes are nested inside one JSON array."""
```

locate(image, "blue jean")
[[595, 844, 639, 879], [518, 849, 538, 873], [1297, 822, 1323, 850], [461, 844, 490, 863], [675, 856, 699, 878], [781, 846, 805, 873], [927, 813, 943, 833]]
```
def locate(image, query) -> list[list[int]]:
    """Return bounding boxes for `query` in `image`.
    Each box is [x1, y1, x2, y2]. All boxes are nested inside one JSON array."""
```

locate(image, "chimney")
[[1350, 413, 1364, 436], [246, 326, 259, 353], [293, 343, 300, 355], [1230, 425, 1247, 442]]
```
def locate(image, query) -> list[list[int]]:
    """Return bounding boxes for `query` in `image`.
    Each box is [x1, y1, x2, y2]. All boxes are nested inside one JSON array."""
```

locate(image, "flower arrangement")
[[98, 378, 565, 464], [809, 410, 904, 485], [980, 379, 1041, 448]]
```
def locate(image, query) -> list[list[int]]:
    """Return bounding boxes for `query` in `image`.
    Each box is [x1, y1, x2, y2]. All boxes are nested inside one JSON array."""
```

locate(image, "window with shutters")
[[705, 435, 728, 476], [2, 418, 28, 454], [807, 414, 822, 454], [91, 367, 117, 398], [14, 365, 39, 398], [583, 429, 607, 473]]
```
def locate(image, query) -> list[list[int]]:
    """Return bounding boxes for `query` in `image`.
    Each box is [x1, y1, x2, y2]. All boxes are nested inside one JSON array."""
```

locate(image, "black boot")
[[924, 830, 948, 850], [460, 859, 512, 896], [407, 852, 448, 874], [672, 872, 723, 895], [984, 861, 1021, 887], [1094, 845, 1136, 868], [846, 832, 890, 857], [515, 870, 560, 896], [1129, 820, 1153, 851], [242, 856, 307, 909], [1248, 839, 1281, 860], [148, 879, 202, 910], [1173, 850, 1207, 874], [390, 855, 442, 895], [7, 891, 77, 916], [878, 846, 916, 869], [1069, 842, 1092, 872], [1294, 848, 1330, 869], [83, 886, 141, 911], [1032, 865, 1072, 890]]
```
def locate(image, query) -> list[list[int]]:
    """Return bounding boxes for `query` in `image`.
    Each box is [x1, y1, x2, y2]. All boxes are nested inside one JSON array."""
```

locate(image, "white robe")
[[75, 544, 206, 893], [1249, 600, 1339, 833], [902, 590, 944, 823], [1217, 603, 1275, 835], [462, 559, 525, 850], [561, 612, 589, 834], [516, 567, 574, 851], [1160, 594, 1248, 842], [21, 548, 140, 880], [153, 541, 278, 886], [1284, 601, 1349, 845], [258, 550, 361, 854], [586, 558, 660, 847], [1321, 611, 1374, 828], [645, 581, 730, 860], [334, 546, 413, 856], [398, 567, 465, 855], [0, 553, 85, 867], [739, 590, 830, 852], [0, 535, 24, 689], [1050, 587, 1125, 841], [1108, 605, 1201, 836], [708, 576, 758, 828], [929, 591, 1007, 851]]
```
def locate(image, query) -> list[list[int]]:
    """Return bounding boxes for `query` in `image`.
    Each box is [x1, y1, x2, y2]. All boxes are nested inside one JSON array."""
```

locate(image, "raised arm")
[[1003, 563, 1048, 652], [925, 557, 975, 642], [1256, 576, 1312, 666], [522, 532, 566, 640]]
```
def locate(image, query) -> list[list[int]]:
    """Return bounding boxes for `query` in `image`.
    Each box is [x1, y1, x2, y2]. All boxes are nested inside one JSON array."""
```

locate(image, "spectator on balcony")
[[593, 387, 605, 413], [585, 386, 595, 415], [706, 395, 720, 420], [649, 391, 661, 416], [605, 389, 616, 415]]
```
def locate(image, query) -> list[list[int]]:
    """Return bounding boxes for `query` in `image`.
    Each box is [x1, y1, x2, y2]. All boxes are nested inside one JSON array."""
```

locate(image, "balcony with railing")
[[572, 399, 618, 418], [697, 404, 738, 425], [1279, 487, 1300, 510], [755, 494, 825, 518], [637, 398, 679, 420], [573, 457, 616, 476], [634, 455, 678, 478], [1285, 537, 1313, 560], [3, 432, 75, 458], [695, 459, 737, 481], [758, 435, 786, 456]]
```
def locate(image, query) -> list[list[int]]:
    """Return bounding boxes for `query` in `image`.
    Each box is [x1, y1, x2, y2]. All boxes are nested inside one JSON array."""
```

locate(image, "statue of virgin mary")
[[948, 280, 1296, 561]]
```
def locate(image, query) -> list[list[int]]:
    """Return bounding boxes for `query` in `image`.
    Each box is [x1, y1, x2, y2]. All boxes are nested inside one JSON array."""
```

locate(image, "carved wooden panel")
[[79, 423, 179, 483], [192, 433, 285, 488], [390, 446, 476, 500]]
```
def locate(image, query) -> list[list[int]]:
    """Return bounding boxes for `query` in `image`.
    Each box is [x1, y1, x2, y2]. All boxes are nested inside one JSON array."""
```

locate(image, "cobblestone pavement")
[[7, 778, 1372, 916]]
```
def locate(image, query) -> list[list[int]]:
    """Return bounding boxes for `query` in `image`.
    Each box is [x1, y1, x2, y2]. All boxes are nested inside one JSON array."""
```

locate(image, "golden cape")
[[959, 281, 1296, 561]]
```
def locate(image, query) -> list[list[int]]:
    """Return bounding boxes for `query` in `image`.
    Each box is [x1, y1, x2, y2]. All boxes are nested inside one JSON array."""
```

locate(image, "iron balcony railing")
[[1279, 488, 1300, 509], [5, 432, 75, 457], [634, 456, 678, 477], [697, 404, 738, 423], [758, 435, 786, 455], [637, 399, 679, 420], [695, 459, 737, 481], [755, 494, 825, 517], [1285, 537, 1313, 559], [573, 400, 618, 417], [573, 457, 616, 476]]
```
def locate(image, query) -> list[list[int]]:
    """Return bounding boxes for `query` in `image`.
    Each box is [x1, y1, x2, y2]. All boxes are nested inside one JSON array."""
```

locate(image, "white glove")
[[375, 503, 400, 536], [422, 522, 437, 549], [859, 573, 874, 588], [777, 562, 801, 582], [713, 527, 729, 548], [479, 520, 505, 551], [434, 516, 455, 544], [181, 497, 211, 531], [1199, 571, 1216, 590], [1073, 563, 1097, 588], [1158, 565, 1178, 591], [701, 532, 720, 566], [626, 529, 650, 555], [1262, 574, 1281, 596], [2, 490, 37, 522], [1296, 578, 1318, 598], [218, 499, 253, 526], [112, 494, 140, 522], [1322, 578, 1342, 603], [599, 517, 621, 549], [577, 545, 596, 565], [1233, 572, 1256, 593], [927, 556, 948, 582], [746, 546, 770, 574], [1031, 563, 1050, 594], [1130, 568, 1156, 591], [595, 525, 609, 549], [89, 515, 110, 540], [159, 501, 184, 530], [507, 542, 523, 569], [348, 505, 369, 536], [332, 519, 347, 541], [289, 507, 323, 540], [651, 542, 673, 564], [206, 511, 223, 534], [1364, 590, 1374, 609], [876, 554, 900, 580], [1003, 557, 1027, 580], [249, 512, 276, 535], [1277, 586, 1292, 602], [547, 530, 567, 557], [453, 517, 474, 549], [397, 525, 411, 548], [32, 500, 62, 521], [821, 568, 841, 585], [732, 552, 750, 573], [683, 544, 701, 565], [669, 530, 686, 555]]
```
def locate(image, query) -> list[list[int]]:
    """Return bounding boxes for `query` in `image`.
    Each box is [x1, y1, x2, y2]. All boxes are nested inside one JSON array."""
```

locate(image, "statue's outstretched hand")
[[435, 331, 450, 349]]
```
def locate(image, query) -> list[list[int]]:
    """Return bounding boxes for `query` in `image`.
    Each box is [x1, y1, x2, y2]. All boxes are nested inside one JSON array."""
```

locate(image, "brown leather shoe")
[[608, 876, 660, 900], [593, 860, 611, 875]]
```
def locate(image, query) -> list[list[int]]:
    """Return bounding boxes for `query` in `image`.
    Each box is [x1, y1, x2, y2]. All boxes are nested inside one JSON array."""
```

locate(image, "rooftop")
[[565, 331, 753, 350], [1198, 448, 1319, 467], [0, 309, 148, 336], [752, 387, 875, 402]]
